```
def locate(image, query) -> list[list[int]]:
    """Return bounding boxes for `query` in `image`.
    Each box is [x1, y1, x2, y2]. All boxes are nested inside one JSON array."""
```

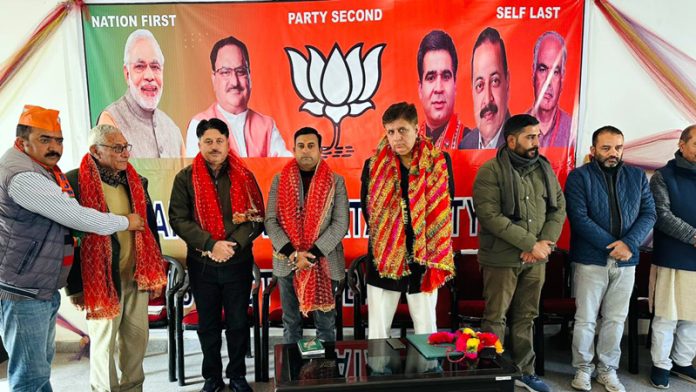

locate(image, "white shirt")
[[185, 105, 292, 158], [8, 172, 128, 235], [478, 127, 504, 149]]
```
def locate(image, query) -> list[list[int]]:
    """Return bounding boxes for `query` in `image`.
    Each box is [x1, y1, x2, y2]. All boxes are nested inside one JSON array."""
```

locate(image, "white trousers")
[[651, 315, 696, 370], [366, 284, 438, 339], [87, 281, 149, 392]]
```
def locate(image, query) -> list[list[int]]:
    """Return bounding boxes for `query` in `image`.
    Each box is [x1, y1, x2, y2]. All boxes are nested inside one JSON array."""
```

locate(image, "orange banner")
[[84, 0, 584, 268]]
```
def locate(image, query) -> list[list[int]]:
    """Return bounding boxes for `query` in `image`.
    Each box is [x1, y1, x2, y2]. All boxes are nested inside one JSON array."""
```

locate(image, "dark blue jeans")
[[277, 274, 336, 344], [0, 291, 61, 392]]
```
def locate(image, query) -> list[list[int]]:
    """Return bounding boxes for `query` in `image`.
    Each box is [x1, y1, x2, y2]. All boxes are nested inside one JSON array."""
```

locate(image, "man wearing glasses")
[[0, 106, 144, 391], [65, 124, 167, 391], [185, 35, 292, 158], [98, 29, 184, 158]]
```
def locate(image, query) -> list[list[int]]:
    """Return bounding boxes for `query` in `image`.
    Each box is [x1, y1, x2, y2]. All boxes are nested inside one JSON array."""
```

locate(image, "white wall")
[[0, 0, 91, 342], [578, 0, 696, 159], [0, 0, 89, 171]]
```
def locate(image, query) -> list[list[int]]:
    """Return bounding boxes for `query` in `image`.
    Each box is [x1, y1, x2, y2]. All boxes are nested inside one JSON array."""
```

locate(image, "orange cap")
[[17, 105, 61, 132]]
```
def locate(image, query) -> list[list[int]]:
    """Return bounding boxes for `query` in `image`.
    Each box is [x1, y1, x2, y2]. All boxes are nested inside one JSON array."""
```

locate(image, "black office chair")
[[163, 255, 185, 383], [534, 248, 575, 376], [347, 254, 418, 340], [449, 253, 486, 330], [627, 248, 654, 374]]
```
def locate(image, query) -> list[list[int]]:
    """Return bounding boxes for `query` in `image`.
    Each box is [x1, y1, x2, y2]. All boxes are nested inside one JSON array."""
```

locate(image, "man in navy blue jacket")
[[648, 124, 696, 388], [565, 126, 656, 392]]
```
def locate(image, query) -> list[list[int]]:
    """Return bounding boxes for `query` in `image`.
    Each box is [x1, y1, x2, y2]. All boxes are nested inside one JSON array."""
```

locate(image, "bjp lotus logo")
[[286, 43, 386, 157]]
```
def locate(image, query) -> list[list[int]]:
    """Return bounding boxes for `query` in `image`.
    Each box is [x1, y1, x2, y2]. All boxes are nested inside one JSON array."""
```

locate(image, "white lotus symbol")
[[286, 43, 386, 157]]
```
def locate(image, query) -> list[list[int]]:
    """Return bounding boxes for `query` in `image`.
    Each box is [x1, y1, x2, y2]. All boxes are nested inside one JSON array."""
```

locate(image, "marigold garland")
[[427, 327, 504, 361]]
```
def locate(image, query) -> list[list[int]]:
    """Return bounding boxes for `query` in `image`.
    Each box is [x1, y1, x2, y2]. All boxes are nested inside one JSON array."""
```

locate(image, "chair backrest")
[[163, 255, 185, 294], [453, 253, 484, 300], [252, 262, 261, 297], [635, 248, 653, 298], [347, 254, 370, 305], [541, 249, 572, 299]]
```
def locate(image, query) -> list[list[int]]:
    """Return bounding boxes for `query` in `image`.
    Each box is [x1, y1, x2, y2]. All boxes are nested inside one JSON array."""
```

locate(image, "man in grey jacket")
[[265, 127, 349, 343], [649, 124, 696, 388], [0, 105, 143, 391]]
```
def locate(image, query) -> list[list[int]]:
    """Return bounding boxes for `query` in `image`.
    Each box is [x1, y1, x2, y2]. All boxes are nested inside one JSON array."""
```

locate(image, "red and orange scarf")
[[77, 154, 167, 320], [277, 160, 335, 315], [367, 137, 454, 293], [192, 152, 264, 240]]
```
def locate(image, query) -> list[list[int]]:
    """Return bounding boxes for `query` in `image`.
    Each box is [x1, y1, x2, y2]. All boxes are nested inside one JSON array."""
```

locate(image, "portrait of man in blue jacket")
[[564, 125, 656, 392]]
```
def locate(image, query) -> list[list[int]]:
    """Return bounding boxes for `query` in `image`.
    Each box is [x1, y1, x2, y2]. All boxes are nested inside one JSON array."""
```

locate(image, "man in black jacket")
[[360, 102, 455, 340], [169, 118, 264, 392]]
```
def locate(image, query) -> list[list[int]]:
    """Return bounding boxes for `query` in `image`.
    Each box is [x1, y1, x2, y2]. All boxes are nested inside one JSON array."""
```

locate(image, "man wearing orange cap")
[[0, 105, 145, 391]]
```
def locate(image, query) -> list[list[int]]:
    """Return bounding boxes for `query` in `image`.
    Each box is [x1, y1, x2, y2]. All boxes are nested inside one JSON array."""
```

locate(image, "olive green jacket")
[[473, 157, 566, 268]]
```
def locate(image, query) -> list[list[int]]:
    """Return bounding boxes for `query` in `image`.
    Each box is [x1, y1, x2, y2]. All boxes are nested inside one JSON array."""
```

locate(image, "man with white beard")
[[98, 29, 184, 158]]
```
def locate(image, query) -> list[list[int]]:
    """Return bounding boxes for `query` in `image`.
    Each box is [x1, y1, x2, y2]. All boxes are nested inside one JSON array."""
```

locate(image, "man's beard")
[[597, 155, 621, 168], [515, 145, 539, 159], [129, 80, 162, 111]]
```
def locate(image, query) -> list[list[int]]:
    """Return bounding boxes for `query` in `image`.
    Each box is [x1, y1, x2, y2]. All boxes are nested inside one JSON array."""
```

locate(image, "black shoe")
[[200, 378, 225, 392], [671, 364, 696, 384], [650, 366, 670, 389], [229, 376, 253, 392]]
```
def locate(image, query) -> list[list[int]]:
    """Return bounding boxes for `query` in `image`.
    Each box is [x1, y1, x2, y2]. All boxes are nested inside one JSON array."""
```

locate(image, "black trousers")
[[188, 259, 253, 380]]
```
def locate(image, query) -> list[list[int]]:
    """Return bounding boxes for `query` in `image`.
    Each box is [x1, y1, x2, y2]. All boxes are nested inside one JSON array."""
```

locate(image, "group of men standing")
[[1, 101, 695, 392]]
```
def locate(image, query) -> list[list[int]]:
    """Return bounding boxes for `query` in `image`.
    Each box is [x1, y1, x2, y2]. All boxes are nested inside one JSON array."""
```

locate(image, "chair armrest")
[[263, 275, 278, 301], [251, 262, 261, 296], [176, 275, 189, 299], [335, 278, 346, 301], [163, 255, 185, 295], [347, 256, 365, 300], [261, 275, 278, 332]]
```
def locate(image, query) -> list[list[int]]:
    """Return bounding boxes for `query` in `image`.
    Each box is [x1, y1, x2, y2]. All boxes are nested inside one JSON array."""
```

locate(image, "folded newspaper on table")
[[298, 337, 325, 358]]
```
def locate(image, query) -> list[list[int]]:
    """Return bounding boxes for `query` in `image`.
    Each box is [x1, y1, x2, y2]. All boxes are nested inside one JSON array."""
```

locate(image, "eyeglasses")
[[130, 62, 162, 74], [99, 144, 133, 153], [214, 66, 249, 79]]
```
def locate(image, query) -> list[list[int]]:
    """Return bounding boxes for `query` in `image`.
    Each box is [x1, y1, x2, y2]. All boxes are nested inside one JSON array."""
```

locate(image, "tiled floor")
[[1, 327, 695, 391]]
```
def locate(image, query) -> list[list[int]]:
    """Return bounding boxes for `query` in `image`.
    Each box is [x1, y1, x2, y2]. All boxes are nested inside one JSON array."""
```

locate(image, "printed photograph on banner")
[[82, 0, 585, 263], [462, 27, 510, 150], [416, 30, 468, 151], [528, 31, 572, 148], [185, 35, 293, 158], [97, 29, 184, 158]]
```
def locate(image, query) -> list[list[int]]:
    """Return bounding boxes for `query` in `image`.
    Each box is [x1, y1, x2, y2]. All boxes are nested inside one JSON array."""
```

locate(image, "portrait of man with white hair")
[[98, 29, 184, 158], [528, 31, 572, 148]]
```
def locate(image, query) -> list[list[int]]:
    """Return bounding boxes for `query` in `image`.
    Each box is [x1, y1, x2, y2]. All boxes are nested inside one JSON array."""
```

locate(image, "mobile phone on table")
[[387, 338, 406, 350]]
